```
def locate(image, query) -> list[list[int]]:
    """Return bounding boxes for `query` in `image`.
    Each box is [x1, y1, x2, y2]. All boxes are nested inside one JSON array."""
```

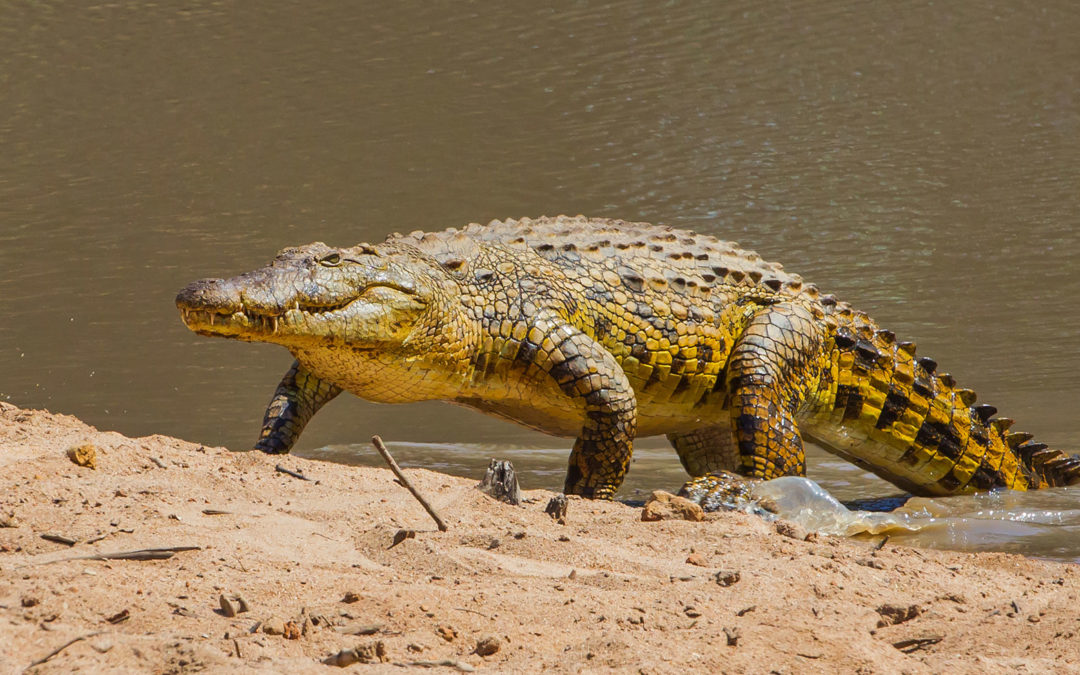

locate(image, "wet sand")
[[2, 401, 1078, 674]]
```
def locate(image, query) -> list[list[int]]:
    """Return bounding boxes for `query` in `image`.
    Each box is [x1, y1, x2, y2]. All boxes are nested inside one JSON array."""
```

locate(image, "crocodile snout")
[[175, 278, 241, 314]]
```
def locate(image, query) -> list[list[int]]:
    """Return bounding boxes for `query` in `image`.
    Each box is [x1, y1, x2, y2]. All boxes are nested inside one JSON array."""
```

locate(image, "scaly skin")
[[176, 216, 1080, 501]]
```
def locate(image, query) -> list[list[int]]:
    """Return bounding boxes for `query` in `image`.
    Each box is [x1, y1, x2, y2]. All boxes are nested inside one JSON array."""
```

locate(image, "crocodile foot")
[[677, 471, 776, 515]]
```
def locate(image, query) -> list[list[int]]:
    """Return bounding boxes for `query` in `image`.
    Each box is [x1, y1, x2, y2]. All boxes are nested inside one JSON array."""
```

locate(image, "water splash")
[[751, 476, 1080, 563]]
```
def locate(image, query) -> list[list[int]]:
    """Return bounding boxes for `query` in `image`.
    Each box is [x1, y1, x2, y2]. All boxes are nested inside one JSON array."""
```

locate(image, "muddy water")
[[2, 3, 1079, 560]]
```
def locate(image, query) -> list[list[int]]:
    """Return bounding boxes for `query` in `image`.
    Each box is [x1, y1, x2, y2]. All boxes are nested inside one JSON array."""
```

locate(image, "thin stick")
[[453, 606, 491, 619], [23, 631, 104, 671], [40, 533, 78, 546], [371, 436, 448, 532], [274, 464, 313, 481], [25, 546, 202, 567]]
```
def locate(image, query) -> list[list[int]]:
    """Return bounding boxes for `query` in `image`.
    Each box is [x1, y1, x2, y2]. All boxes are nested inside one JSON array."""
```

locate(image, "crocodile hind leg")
[[681, 302, 826, 510], [667, 424, 739, 477], [726, 302, 826, 479], [254, 360, 342, 454]]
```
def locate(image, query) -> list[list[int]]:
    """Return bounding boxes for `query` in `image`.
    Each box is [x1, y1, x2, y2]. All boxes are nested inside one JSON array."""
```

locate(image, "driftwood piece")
[[476, 459, 522, 505], [371, 436, 449, 532]]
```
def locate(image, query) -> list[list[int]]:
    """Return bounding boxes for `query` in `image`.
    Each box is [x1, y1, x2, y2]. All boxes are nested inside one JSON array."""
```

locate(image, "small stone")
[[90, 640, 113, 654], [283, 621, 302, 639], [685, 553, 708, 567], [21, 596, 40, 608], [474, 635, 500, 656], [684, 606, 702, 618], [545, 495, 569, 524], [724, 626, 741, 646], [321, 643, 360, 665], [875, 603, 921, 627], [262, 617, 286, 635], [487, 538, 501, 550], [774, 519, 807, 541], [641, 491, 704, 522], [436, 625, 457, 642], [342, 591, 361, 604], [219, 595, 237, 617], [0, 512, 19, 528], [335, 622, 382, 636], [715, 570, 741, 587], [67, 444, 97, 469], [391, 529, 416, 547], [568, 569, 577, 580]]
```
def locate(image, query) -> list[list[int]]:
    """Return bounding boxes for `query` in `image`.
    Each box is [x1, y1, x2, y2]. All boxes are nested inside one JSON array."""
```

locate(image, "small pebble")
[[724, 626, 741, 646], [774, 520, 807, 541], [436, 625, 457, 642], [262, 617, 286, 635], [219, 595, 237, 618], [715, 570, 741, 587], [475, 635, 500, 656], [66, 444, 98, 469], [686, 553, 708, 567], [641, 491, 704, 522]]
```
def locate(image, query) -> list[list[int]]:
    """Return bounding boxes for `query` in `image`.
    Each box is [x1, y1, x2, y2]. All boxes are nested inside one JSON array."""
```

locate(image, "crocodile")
[[176, 215, 1080, 501]]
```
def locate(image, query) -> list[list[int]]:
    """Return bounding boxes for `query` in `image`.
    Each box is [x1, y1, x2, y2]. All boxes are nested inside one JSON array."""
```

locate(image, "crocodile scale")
[[176, 216, 1080, 500]]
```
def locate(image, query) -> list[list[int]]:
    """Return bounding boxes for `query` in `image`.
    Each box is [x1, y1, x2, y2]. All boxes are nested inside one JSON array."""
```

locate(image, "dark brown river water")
[[3, 3, 1079, 560]]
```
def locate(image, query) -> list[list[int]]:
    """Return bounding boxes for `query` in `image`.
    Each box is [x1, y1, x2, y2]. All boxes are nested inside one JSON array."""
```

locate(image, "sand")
[[2, 401, 1078, 674]]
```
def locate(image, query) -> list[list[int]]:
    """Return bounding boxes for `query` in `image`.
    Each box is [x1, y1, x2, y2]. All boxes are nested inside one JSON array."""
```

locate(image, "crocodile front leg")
[[529, 315, 637, 500], [254, 360, 342, 454]]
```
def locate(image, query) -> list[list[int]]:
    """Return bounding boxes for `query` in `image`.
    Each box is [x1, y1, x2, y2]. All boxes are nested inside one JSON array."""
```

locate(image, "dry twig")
[[274, 464, 313, 481], [24, 631, 104, 671], [371, 436, 448, 532], [26, 546, 201, 567]]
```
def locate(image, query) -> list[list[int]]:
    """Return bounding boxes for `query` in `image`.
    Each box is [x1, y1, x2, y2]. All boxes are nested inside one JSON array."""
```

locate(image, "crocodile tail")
[[813, 300, 1080, 495]]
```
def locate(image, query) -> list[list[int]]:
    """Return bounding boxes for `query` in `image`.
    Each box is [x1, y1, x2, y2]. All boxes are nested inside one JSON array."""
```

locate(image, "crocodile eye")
[[318, 253, 342, 267]]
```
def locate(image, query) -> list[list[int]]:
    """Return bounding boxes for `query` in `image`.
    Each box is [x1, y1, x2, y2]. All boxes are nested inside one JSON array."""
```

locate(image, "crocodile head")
[[176, 242, 433, 350]]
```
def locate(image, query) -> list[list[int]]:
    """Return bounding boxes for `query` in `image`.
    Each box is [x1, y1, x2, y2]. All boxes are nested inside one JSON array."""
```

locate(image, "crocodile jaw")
[[177, 304, 338, 343], [177, 283, 427, 348]]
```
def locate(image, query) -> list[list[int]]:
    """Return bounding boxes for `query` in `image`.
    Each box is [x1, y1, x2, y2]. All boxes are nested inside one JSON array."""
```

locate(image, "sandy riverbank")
[[1, 401, 1078, 673]]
